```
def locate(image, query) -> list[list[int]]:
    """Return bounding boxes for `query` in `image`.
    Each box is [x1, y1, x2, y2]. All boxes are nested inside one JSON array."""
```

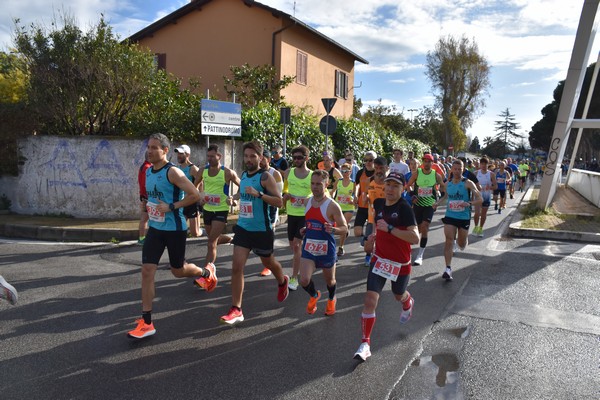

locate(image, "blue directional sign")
[[201, 99, 242, 137]]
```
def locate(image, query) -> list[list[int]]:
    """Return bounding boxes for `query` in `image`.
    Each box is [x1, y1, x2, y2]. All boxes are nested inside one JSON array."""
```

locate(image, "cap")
[[175, 145, 191, 155], [384, 172, 406, 185], [423, 154, 434, 161]]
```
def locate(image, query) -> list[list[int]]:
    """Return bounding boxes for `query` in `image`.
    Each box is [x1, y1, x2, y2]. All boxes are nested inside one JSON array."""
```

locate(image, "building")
[[128, 0, 368, 118]]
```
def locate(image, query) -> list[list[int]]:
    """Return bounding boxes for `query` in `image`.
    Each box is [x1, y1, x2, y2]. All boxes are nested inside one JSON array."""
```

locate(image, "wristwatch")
[[387, 224, 394, 233], [258, 191, 264, 198], [169, 203, 176, 212]]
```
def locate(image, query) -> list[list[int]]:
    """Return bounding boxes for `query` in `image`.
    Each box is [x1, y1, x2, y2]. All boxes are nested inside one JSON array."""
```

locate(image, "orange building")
[[128, 0, 368, 119]]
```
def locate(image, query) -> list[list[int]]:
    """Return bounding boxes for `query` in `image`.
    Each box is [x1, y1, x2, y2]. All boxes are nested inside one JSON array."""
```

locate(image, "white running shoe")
[[442, 267, 453, 281], [354, 342, 371, 361], [413, 253, 423, 266], [0, 275, 18, 305], [453, 240, 459, 253], [288, 277, 299, 291]]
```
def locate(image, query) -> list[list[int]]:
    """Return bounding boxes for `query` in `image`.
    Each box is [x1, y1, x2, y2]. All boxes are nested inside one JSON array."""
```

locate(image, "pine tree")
[[493, 108, 522, 157]]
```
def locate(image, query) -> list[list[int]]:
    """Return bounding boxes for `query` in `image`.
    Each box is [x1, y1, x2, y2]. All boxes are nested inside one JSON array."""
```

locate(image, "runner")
[[354, 151, 376, 265], [473, 157, 497, 237], [364, 156, 388, 266], [389, 148, 409, 176], [493, 161, 511, 214], [353, 172, 419, 361], [137, 152, 152, 245], [175, 144, 202, 237], [507, 157, 519, 199], [299, 170, 348, 316], [518, 160, 529, 192], [406, 153, 446, 266], [0, 275, 18, 305], [282, 145, 313, 290], [127, 133, 216, 339], [318, 151, 343, 197], [334, 162, 355, 256], [220, 141, 289, 325], [434, 160, 482, 281], [258, 150, 284, 276], [195, 144, 240, 275]]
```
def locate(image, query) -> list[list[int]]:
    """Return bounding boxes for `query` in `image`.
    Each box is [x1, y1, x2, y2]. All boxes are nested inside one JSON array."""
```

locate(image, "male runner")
[[175, 144, 201, 237], [473, 157, 497, 237]]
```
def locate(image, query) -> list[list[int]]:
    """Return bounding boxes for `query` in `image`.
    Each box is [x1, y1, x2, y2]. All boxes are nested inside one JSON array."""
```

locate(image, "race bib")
[[497, 177, 505, 184], [418, 187, 433, 197], [204, 194, 221, 206], [289, 195, 307, 208], [337, 194, 353, 205], [239, 200, 254, 219], [146, 201, 165, 223], [372, 257, 405, 282], [304, 238, 328, 256], [448, 200, 466, 212]]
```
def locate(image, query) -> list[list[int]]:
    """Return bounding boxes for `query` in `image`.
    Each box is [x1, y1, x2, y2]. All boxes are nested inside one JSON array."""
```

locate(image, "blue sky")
[[1, 0, 598, 146]]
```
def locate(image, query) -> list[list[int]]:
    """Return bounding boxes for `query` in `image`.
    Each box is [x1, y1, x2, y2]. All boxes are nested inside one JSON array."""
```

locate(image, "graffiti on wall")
[[544, 137, 561, 176]]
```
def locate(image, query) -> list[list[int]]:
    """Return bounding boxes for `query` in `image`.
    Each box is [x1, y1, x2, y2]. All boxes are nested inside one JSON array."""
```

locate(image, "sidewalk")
[[0, 185, 598, 242]]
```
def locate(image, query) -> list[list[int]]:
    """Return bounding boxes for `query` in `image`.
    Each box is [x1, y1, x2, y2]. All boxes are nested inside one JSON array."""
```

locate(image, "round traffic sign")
[[319, 115, 337, 135]]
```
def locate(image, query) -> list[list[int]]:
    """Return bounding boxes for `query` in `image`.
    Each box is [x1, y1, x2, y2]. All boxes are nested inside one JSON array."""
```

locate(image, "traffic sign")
[[319, 115, 337, 135], [321, 98, 337, 114], [201, 99, 242, 137]]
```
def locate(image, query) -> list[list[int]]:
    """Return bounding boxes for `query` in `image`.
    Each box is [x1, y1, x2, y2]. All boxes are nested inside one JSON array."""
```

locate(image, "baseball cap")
[[384, 172, 406, 185], [174, 144, 191, 154], [422, 154, 434, 161]]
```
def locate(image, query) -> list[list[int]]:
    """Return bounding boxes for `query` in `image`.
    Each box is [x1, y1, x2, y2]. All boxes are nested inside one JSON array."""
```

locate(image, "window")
[[153, 53, 166, 70], [335, 70, 348, 99], [296, 51, 307, 85]]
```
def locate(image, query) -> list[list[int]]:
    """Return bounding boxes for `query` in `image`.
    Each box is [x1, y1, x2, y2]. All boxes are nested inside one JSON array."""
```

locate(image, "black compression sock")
[[142, 311, 152, 325]]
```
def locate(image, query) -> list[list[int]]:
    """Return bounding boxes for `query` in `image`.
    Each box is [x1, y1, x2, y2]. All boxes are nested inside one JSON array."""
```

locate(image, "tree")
[[223, 63, 294, 109], [468, 136, 480, 153], [425, 35, 491, 149], [493, 108, 521, 156], [481, 136, 505, 159], [13, 14, 155, 135], [0, 51, 28, 103]]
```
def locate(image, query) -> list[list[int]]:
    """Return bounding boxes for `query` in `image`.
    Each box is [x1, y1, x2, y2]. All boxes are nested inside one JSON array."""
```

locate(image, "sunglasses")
[[342, 169, 350, 173], [293, 155, 305, 160], [364, 158, 374, 162]]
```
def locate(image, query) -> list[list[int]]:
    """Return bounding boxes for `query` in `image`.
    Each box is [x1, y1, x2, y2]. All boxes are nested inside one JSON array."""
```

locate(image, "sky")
[[1, 0, 599, 146]]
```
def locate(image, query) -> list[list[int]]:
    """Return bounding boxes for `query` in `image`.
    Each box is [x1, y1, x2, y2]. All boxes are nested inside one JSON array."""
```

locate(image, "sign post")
[[321, 98, 337, 152], [280, 107, 291, 158], [201, 99, 242, 138]]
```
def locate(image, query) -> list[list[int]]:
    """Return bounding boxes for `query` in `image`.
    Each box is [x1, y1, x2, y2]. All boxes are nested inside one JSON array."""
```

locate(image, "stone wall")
[[0, 135, 243, 218]]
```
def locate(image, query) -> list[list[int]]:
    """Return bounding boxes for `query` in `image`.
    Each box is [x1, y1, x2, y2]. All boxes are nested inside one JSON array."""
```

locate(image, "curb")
[[508, 187, 600, 243], [0, 214, 289, 243]]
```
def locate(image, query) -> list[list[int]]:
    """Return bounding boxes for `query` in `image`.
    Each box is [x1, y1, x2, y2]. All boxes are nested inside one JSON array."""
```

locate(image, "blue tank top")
[[180, 164, 195, 183], [302, 197, 336, 262], [445, 178, 471, 221], [496, 171, 508, 190], [237, 170, 271, 232], [146, 162, 186, 231]]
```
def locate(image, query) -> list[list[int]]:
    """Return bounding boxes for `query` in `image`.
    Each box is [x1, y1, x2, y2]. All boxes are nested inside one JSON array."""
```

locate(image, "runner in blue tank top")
[[435, 159, 482, 281], [299, 170, 348, 316], [220, 141, 290, 325], [128, 133, 217, 340]]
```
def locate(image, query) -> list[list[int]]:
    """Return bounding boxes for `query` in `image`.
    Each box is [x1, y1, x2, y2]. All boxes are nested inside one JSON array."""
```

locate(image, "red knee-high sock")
[[361, 313, 376, 344]]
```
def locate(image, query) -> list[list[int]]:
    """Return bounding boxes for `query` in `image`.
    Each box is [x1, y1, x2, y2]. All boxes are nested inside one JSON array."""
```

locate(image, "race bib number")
[[204, 194, 221, 206], [239, 200, 254, 219], [146, 201, 165, 223], [290, 195, 307, 208], [337, 194, 353, 205], [497, 177, 505, 184], [448, 200, 466, 212], [371, 257, 404, 282], [304, 238, 328, 256], [418, 187, 433, 197]]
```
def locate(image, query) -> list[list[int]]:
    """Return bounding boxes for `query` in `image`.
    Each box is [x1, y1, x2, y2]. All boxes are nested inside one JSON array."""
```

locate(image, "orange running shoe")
[[195, 263, 218, 292], [325, 297, 337, 316], [260, 267, 272, 276], [127, 319, 156, 339], [306, 290, 321, 314], [220, 307, 244, 325]]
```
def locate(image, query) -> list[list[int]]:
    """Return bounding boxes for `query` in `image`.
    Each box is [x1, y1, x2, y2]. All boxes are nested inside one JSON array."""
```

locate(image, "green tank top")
[[202, 167, 229, 212], [415, 168, 437, 207], [335, 180, 355, 212], [286, 167, 312, 216]]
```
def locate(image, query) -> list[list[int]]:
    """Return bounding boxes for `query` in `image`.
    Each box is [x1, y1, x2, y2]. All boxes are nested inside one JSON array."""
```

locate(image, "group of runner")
[[129, 134, 527, 362]]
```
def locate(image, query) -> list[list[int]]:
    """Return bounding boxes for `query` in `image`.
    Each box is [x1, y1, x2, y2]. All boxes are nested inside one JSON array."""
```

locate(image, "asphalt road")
[[1, 199, 599, 399]]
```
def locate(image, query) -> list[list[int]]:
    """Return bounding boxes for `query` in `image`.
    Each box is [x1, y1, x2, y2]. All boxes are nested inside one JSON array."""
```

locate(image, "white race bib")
[[337, 194, 353, 205], [448, 200, 466, 212], [204, 194, 221, 206], [418, 187, 433, 197], [304, 238, 328, 256], [289, 195, 307, 208], [371, 257, 408, 282], [146, 201, 165, 223], [239, 200, 254, 218]]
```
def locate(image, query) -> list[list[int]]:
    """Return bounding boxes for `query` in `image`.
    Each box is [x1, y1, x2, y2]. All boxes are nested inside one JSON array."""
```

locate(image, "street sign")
[[321, 98, 337, 114], [448, 146, 454, 150], [319, 115, 337, 135], [201, 99, 242, 137], [280, 107, 291, 125]]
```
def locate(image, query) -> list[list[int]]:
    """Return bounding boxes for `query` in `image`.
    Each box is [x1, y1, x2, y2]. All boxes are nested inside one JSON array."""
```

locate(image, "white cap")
[[174, 144, 191, 155]]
